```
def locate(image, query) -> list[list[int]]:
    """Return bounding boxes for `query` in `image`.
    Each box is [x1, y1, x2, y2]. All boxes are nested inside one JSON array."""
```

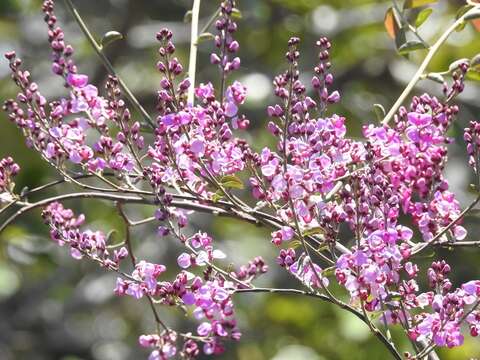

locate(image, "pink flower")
[[177, 253, 192, 269], [67, 73, 88, 88]]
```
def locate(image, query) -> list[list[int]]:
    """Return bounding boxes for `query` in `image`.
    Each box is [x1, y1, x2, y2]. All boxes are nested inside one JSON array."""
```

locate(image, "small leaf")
[[211, 191, 224, 203], [398, 40, 427, 55], [183, 10, 193, 23], [404, 0, 438, 9], [231, 8, 242, 19], [386, 292, 402, 301], [303, 227, 326, 237], [384, 7, 397, 39], [468, 183, 480, 194], [373, 103, 386, 121], [370, 311, 385, 320], [464, 9, 480, 21], [425, 73, 445, 84], [455, 21, 467, 32], [101, 31, 123, 48], [317, 245, 329, 252], [197, 32, 215, 43], [456, 5, 474, 19], [448, 58, 470, 73], [321, 266, 335, 277], [290, 240, 303, 249], [220, 175, 244, 190], [415, 8, 433, 27], [394, 27, 408, 52]]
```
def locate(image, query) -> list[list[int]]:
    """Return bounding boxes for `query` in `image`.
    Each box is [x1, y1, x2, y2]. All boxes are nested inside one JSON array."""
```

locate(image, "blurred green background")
[[0, 0, 480, 359]]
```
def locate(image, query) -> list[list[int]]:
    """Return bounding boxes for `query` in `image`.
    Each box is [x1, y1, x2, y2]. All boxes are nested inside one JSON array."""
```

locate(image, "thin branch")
[[116, 202, 137, 265], [0, 192, 258, 235], [116, 202, 170, 333]]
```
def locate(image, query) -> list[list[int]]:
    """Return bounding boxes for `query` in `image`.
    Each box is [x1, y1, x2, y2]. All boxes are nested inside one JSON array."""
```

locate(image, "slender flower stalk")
[[187, 0, 201, 105]]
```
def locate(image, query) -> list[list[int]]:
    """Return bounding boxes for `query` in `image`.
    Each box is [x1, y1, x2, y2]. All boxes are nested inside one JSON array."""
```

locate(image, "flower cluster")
[[42, 202, 129, 268], [147, 18, 251, 205], [3, 1, 141, 179], [0, 157, 20, 202], [211, 0, 241, 76], [3, 0, 480, 359], [408, 262, 480, 348]]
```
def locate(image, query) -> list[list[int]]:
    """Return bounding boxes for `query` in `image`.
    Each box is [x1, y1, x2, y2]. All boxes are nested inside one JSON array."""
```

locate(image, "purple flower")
[[177, 253, 192, 269], [67, 73, 89, 88]]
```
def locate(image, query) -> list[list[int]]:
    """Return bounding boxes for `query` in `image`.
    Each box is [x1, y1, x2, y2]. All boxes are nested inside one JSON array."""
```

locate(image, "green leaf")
[[456, 5, 474, 19], [321, 266, 335, 277], [465, 9, 480, 21], [455, 5, 473, 31], [220, 175, 244, 189], [373, 103, 386, 122], [303, 227, 326, 237], [425, 73, 445, 84], [455, 21, 467, 32], [211, 191, 224, 202], [468, 183, 480, 194], [231, 8, 242, 19], [404, 0, 437, 9], [290, 240, 303, 249], [101, 31, 123, 48], [397, 40, 427, 55], [386, 292, 402, 301], [197, 32, 215, 43], [415, 8, 433, 27]]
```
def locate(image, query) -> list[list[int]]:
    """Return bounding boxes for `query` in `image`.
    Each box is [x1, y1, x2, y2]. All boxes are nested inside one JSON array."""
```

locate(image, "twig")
[[187, 0, 201, 105], [382, 4, 480, 125]]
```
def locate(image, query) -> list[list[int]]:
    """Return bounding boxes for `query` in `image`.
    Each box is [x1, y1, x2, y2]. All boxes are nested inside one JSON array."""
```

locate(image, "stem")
[[235, 288, 403, 360], [117, 202, 170, 333], [63, 0, 155, 129], [187, 0, 201, 105], [382, 4, 480, 125]]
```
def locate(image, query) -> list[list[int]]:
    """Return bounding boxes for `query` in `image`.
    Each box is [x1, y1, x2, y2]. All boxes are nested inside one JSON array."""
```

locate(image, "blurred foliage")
[[0, 0, 479, 359]]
